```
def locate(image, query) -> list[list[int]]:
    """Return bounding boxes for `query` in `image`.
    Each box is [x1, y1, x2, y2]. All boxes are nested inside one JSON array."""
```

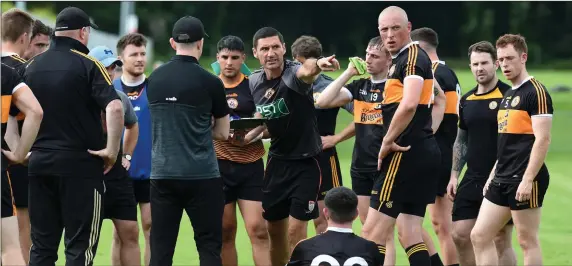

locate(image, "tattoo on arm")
[[452, 128, 468, 172]]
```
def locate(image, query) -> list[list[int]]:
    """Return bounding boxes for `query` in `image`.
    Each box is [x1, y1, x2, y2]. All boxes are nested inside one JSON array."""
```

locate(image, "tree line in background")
[[6, 1, 572, 68]]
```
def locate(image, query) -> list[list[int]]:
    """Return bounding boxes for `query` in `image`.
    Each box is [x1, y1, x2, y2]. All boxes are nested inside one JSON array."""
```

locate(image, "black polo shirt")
[[24, 36, 120, 178], [147, 55, 229, 180]]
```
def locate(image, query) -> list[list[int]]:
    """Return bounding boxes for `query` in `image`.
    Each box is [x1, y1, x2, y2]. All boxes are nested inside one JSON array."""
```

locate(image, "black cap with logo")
[[172, 16, 209, 43], [54, 7, 98, 32]]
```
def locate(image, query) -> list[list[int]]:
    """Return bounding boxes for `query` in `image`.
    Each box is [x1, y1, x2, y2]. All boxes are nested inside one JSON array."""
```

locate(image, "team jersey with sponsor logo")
[[214, 73, 265, 163], [1, 64, 25, 171], [432, 61, 461, 166], [495, 77, 553, 183], [383, 41, 434, 146], [459, 80, 510, 179], [287, 228, 384, 266], [345, 77, 386, 173], [250, 60, 322, 160]]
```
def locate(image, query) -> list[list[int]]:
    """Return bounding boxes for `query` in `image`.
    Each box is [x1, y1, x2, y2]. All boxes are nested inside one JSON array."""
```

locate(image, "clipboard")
[[230, 118, 265, 129]]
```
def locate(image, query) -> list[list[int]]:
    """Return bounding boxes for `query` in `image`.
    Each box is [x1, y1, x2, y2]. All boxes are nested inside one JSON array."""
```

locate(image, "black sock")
[[430, 253, 444, 266], [377, 245, 386, 264], [447, 264, 460, 266], [405, 243, 430, 266]]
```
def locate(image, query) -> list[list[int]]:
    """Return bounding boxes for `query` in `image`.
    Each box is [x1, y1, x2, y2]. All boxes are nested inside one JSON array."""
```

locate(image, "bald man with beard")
[[361, 6, 443, 266]]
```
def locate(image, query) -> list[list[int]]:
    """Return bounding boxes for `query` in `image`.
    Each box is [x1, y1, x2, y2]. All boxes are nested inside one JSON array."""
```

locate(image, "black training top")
[[24, 36, 120, 178], [2, 54, 27, 131], [287, 228, 384, 266], [147, 55, 229, 180], [250, 60, 322, 160], [459, 80, 510, 180]]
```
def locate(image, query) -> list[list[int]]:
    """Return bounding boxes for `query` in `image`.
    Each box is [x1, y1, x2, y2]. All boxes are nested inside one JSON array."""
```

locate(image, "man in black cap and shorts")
[[147, 16, 230, 266], [24, 6, 124, 266]]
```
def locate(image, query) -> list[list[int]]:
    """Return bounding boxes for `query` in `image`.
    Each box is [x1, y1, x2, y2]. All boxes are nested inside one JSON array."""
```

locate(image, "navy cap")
[[55, 7, 98, 31], [172, 16, 209, 43]]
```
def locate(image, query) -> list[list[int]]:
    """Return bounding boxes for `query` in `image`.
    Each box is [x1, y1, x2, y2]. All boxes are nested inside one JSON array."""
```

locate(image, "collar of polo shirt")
[[50, 36, 89, 54], [172, 54, 199, 64]]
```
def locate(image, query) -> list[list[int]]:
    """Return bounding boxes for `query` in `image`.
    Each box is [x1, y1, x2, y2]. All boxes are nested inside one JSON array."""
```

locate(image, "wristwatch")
[[124, 154, 132, 161]]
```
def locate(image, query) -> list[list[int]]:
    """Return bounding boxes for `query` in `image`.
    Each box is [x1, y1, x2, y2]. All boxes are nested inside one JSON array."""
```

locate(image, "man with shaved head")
[[361, 6, 441, 266]]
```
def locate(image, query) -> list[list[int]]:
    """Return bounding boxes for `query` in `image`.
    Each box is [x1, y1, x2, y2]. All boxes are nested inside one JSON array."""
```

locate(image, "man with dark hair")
[[24, 6, 124, 265], [1, 63, 43, 266], [1, 8, 36, 264], [472, 34, 553, 266], [245, 26, 339, 266], [410, 26, 461, 266], [287, 187, 384, 266], [115, 32, 152, 266], [290, 35, 354, 235], [214, 35, 271, 266], [89, 45, 143, 266], [446, 41, 516, 266], [147, 16, 230, 266], [23, 19, 53, 60]]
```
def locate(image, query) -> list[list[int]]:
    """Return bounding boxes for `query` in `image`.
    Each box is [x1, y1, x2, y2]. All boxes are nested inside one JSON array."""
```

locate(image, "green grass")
[[57, 69, 571, 265]]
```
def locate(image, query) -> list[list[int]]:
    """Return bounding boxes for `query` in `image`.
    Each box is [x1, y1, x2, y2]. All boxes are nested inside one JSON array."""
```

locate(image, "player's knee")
[[452, 226, 471, 246], [516, 229, 539, 251], [470, 227, 489, 246], [246, 222, 269, 243]]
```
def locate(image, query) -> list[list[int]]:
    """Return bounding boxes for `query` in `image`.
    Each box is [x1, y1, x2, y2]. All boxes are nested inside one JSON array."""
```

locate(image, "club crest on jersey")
[[489, 101, 498, 110], [385, 201, 393, 209], [388, 64, 396, 76], [227, 98, 238, 109], [264, 88, 275, 99], [511, 96, 520, 107]]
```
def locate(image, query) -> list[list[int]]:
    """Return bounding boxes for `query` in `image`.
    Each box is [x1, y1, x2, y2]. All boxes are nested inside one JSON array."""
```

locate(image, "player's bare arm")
[[483, 160, 498, 196], [377, 77, 424, 168], [447, 128, 468, 200], [516, 116, 552, 202], [431, 80, 446, 134], [4, 116, 20, 152], [212, 115, 231, 141], [88, 99, 124, 174], [321, 122, 356, 150], [122, 123, 139, 170], [296, 55, 340, 84], [315, 61, 359, 108], [1, 85, 43, 164]]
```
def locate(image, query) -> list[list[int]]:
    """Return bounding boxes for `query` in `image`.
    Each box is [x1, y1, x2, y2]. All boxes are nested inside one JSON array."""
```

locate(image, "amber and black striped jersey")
[[433, 61, 461, 165], [459, 80, 510, 179], [383, 41, 434, 146], [214, 73, 265, 163], [2, 53, 27, 126], [1, 63, 26, 171], [345, 78, 386, 173], [495, 77, 553, 183], [287, 228, 384, 266]]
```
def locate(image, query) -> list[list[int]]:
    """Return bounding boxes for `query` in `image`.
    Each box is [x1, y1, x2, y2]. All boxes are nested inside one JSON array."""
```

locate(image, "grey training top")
[[116, 89, 138, 126]]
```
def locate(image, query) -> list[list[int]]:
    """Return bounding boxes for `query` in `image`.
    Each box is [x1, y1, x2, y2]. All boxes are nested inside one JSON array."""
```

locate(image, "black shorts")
[[103, 177, 138, 221], [8, 164, 28, 208], [316, 149, 343, 201], [219, 158, 264, 204], [371, 138, 440, 216], [485, 176, 549, 210], [435, 148, 452, 197], [371, 200, 427, 218], [351, 170, 377, 196], [132, 179, 150, 203], [1, 170, 16, 218], [262, 156, 321, 222], [453, 176, 514, 224]]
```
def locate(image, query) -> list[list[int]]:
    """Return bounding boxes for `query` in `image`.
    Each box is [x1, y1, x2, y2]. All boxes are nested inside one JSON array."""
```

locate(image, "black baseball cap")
[[55, 7, 98, 32], [172, 16, 209, 43]]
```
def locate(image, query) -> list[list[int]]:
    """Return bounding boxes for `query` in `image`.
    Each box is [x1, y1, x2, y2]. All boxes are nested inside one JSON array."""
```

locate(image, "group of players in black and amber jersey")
[[1, 4, 555, 266]]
